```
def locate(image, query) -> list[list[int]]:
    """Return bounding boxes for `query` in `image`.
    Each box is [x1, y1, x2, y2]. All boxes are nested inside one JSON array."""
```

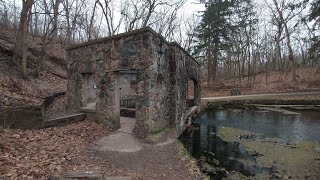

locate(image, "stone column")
[[96, 72, 120, 129]]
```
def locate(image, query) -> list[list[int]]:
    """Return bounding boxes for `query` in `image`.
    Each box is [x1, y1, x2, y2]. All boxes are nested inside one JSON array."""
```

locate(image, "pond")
[[198, 109, 320, 143], [180, 108, 320, 179]]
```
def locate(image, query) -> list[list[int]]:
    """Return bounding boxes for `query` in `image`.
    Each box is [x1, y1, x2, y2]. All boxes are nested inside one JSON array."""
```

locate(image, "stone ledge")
[[66, 26, 164, 51], [58, 171, 132, 180], [186, 106, 199, 118], [42, 113, 86, 128], [80, 107, 97, 113]]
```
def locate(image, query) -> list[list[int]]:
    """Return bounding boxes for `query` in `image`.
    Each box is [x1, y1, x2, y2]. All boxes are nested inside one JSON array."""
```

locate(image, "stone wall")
[[0, 105, 43, 129], [66, 27, 200, 137], [169, 43, 201, 133], [67, 28, 171, 136]]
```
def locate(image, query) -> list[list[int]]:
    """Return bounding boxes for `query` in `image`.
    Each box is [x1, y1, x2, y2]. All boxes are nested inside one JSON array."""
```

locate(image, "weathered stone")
[[110, 46, 120, 60], [66, 27, 201, 136], [143, 98, 154, 107], [121, 40, 137, 57]]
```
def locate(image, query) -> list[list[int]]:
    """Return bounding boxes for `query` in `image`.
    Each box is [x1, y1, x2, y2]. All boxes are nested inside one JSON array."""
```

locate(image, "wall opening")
[[186, 78, 196, 108], [82, 73, 96, 109], [118, 70, 138, 117]]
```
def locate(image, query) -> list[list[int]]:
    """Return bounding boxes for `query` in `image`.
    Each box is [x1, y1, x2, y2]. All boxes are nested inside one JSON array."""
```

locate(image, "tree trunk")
[[212, 41, 219, 85], [13, 0, 33, 76], [274, 26, 282, 71], [265, 62, 268, 85], [62, 0, 71, 43], [143, 0, 155, 27], [52, 0, 60, 38], [273, 0, 296, 81], [237, 53, 241, 82]]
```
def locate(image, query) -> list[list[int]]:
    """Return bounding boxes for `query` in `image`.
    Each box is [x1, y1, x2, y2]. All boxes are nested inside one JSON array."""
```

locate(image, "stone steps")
[[42, 113, 86, 128]]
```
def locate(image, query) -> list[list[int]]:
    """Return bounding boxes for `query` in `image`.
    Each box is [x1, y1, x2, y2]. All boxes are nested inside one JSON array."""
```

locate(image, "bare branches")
[[121, 0, 144, 32], [264, 0, 308, 80], [97, 0, 123, 36]]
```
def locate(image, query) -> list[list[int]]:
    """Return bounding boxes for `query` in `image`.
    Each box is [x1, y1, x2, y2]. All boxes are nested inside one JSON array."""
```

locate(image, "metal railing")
[[120, 96, 137, 108]]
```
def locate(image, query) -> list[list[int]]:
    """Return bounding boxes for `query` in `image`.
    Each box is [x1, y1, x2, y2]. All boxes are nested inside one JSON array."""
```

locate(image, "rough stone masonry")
[[66, 27, 201, 137]]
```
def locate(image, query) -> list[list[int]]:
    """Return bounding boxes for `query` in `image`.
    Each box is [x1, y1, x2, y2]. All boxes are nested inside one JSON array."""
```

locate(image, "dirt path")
[[89, 140, 197, 179], [84, 117, 200, 179]]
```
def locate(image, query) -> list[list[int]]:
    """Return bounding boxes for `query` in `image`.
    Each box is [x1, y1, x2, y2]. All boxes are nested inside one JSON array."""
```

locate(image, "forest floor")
[[0, 119, 202, 179]]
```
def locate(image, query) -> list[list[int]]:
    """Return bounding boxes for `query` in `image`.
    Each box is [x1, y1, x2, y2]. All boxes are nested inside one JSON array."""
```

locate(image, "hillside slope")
[[0, 28, 67, 108]]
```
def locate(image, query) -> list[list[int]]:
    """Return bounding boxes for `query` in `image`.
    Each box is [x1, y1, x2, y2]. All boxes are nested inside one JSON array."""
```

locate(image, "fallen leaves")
[[0, 120, 110, 179]]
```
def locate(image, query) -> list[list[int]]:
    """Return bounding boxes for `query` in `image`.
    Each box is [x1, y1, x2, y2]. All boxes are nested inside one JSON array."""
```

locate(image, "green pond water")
[[180, 108, 320, 179]]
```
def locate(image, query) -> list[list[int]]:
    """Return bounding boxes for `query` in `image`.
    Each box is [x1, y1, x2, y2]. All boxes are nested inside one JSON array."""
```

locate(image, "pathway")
[[94, 117, 142, 152], [88, 117, 198, 179], [202, 91, 320, 100]]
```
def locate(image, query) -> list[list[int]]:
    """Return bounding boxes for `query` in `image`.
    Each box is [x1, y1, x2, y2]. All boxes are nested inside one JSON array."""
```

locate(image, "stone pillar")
[[114, 73, 120, 125], [96, 72, 120, 130]]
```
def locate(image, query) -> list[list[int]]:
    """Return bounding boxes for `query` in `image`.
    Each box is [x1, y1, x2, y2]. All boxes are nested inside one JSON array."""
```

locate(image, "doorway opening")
[[186, 78, 196, 108], [82, 73, 96, 109], [118, 70, 138, 117]]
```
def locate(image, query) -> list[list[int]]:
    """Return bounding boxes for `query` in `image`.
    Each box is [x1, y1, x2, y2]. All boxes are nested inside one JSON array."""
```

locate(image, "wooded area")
[[0, 0, 319, 86], [194, 0, 320, 88]]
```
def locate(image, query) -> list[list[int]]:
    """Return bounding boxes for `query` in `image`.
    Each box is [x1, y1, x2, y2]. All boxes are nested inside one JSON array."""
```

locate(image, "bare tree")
[[142, 0, 166, 27], [182, 14, 199, 52], [52, 0, 60, 38], [61, 0, 86, 43], [270, 12, 284, 71], [97, 0, 123, 36], [0, 1, 10, 27], [13, 0, 34, 76], [121, 0, 144, 32], [87, 0, 100, 40], [155, 0, 185, 41], [32, 0, 61, 77], [267, 0, 307, 81]]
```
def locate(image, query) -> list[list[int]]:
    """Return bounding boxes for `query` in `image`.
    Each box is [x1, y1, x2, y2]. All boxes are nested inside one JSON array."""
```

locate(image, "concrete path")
[[202, 91, 320, 100], [94, 117, 143, 153]]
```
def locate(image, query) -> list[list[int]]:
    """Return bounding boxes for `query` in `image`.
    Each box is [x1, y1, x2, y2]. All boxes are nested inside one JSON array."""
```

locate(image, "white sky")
[[4, 0, 315, 44], [184, 0, 206, 15]]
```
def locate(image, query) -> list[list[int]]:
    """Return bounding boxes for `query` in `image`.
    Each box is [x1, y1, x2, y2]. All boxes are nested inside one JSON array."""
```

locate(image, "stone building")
[[66, 27, 201, 137]]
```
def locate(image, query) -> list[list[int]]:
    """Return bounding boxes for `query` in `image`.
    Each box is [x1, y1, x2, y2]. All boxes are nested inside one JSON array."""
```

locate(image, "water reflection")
[[200, 109, 320, 142]]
